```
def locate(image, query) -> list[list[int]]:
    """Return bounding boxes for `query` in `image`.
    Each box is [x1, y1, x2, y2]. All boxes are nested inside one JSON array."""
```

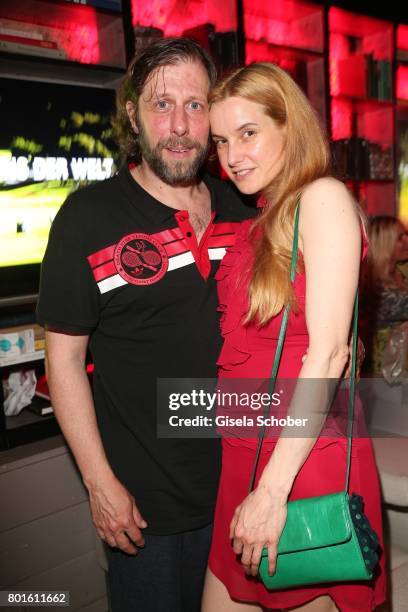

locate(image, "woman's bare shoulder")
[[300, 177, 358, 221]]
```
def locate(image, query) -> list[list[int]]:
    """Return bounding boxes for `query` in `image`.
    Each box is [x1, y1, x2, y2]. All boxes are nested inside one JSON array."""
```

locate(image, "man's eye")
[[189, 101, 203, 110], [156, 100, 169, 110]]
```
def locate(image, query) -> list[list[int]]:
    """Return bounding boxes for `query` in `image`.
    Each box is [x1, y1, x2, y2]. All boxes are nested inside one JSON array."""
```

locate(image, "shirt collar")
[[117, 165, 219, 225]]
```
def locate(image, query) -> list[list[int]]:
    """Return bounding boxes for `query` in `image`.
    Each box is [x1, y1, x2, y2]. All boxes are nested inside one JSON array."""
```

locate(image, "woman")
[[361, 215, 408, 376], [202, 63, 386, 611], [361, 216, 408, 436]]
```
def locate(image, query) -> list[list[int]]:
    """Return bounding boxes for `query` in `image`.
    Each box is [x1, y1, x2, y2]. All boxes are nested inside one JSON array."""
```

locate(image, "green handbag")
[[247, 204, 379, 591]]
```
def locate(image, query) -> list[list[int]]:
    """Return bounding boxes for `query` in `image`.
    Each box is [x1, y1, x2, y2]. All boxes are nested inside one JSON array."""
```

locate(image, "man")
[[36, 38, 254, 612]]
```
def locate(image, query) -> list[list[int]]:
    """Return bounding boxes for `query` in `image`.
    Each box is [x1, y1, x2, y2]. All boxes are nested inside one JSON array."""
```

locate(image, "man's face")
[[128, 59, 211, 185]]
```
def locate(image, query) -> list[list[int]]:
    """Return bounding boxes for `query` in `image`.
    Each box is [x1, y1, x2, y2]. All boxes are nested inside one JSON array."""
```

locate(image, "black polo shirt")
[[37, 166, 255, 534]]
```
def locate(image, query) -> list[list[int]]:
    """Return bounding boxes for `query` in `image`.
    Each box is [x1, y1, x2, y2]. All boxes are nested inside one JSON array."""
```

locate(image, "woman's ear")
[[125, 101, 139, 134]]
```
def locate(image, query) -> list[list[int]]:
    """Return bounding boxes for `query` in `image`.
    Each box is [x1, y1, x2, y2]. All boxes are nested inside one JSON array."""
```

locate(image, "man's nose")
[[170, 106, 188, 136]]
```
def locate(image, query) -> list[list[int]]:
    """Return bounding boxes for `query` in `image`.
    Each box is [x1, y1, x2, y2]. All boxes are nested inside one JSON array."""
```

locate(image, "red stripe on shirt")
[[87, 228, 184, 270], [88, 245, 115, 269], [207, 233, 236, 248], [92, 261, 117, 282], [152, 227, 184, 244], [87, 221, 242, 278], [91, 243, 192, 282], [164, 239, 190, 257], [211, 222, 242, 236]]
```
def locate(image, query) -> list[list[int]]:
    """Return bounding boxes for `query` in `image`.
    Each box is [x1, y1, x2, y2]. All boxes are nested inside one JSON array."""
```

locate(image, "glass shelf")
[[0, 0, 126, 69], [244, 0, 324, 54], [131, 0, 237, 37]]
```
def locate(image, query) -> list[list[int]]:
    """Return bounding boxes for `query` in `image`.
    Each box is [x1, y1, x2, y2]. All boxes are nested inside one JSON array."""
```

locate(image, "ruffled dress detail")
[[215, 219, 253, 371], [208, 218, 386, 611]]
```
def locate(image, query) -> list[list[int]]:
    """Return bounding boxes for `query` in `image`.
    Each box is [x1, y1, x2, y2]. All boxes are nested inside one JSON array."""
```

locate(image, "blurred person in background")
[[360, 215, 408, 437], [361, 216, 408, 376]]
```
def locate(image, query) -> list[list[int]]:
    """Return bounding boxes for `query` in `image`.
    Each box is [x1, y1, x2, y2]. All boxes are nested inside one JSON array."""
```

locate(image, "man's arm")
[[45, 330, 147, 554]]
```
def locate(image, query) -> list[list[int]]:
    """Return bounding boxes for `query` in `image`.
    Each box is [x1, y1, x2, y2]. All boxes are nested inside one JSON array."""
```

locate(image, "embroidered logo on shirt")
[[88, 223, 241, 294], [114, 233, 168, 286]]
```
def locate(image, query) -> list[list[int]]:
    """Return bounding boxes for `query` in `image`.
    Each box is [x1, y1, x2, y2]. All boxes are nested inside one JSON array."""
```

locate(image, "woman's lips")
[[233, 168, 255, 181]]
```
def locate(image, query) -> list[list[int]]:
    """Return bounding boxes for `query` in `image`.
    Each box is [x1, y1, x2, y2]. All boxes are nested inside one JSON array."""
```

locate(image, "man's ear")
[[125, 101, 138, 134]]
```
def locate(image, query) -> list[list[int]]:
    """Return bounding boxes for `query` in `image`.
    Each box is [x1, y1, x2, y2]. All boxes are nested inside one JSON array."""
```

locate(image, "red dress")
[[208, 219, 386, 611]]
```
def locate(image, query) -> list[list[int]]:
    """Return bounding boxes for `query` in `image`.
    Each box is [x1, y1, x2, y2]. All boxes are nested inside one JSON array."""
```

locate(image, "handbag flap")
[[274, 492, 352, 555]]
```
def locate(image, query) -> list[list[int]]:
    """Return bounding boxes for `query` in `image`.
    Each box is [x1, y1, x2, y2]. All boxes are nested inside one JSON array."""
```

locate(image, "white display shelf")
[[0, 349, 45, 368]]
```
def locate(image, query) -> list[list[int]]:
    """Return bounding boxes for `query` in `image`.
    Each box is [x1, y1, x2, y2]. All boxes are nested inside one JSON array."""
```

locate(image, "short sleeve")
[[36, 194, 100, 334]]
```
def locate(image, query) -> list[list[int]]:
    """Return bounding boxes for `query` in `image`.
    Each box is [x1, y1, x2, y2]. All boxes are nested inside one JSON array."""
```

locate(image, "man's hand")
[[87, 471, 147, 554], [45, 331, 147, 555]]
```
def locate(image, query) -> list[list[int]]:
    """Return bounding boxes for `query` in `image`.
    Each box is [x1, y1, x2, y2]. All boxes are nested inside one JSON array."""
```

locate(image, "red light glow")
[[245, 40, 299, 75], [397, 24, 408, 52], [331, 98, 352, 140], [243, 0, 324, 53], [0, 0, 101, 64], [397, 65, 408, 101], [131, 0, 237, 35], [329, 7, 393, 60]]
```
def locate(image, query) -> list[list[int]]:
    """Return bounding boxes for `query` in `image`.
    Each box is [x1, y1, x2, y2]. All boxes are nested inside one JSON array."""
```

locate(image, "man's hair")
[[112, 37, 217, 164]]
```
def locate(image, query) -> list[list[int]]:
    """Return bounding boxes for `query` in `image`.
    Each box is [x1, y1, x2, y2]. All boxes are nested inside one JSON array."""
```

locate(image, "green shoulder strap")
[[248, 201, 358, 494]]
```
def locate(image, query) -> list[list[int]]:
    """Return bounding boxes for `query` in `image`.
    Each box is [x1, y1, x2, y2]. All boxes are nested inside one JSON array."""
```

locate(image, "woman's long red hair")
[[209, 63, 331, 324]]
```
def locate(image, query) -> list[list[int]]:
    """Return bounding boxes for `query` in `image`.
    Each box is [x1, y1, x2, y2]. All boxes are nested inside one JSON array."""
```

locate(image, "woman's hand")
[[229, 485, 288, 577]]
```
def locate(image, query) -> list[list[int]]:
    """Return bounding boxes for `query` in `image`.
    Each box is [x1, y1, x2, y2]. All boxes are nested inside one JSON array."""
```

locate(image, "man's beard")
[[137, 121, 210, 186]]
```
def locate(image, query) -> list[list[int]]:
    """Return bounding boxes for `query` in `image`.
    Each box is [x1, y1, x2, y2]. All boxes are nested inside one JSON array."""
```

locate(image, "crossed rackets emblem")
[[114, 233, 168, 286]]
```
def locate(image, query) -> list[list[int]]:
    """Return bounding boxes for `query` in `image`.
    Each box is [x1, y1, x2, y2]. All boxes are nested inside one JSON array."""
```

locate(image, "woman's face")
[[209, 96, 286, 195], [393, 221, 408, 263]]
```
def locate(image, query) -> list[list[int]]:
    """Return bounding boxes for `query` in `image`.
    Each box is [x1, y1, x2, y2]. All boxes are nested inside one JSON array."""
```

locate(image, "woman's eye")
[[243, 130, 256, 138], [213, 139, 226, 147]]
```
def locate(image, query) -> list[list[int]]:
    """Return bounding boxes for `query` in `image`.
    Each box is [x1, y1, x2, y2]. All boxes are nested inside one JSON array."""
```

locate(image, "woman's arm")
[[231, 177, 362, 576], [259, 177, 361, 492]]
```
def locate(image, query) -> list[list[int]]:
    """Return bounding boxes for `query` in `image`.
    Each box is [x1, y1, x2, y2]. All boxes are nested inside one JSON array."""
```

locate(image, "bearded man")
[[36, 38, 253, 612]]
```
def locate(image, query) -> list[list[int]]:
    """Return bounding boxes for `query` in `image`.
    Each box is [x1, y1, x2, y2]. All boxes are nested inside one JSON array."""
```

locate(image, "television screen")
[[0, 77, 118, 299]]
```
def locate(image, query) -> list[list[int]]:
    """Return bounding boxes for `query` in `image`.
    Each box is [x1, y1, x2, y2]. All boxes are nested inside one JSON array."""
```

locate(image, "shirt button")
[[186, 231, 192, 237]]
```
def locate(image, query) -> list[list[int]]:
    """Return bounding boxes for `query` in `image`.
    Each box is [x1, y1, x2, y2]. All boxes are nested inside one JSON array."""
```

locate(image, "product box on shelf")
[[63, 0, 122, 10], [0, 4, 126, 68], [0, 324, 45, 362], [0, 33, 66, 59], [0, 329, 35, 360]]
